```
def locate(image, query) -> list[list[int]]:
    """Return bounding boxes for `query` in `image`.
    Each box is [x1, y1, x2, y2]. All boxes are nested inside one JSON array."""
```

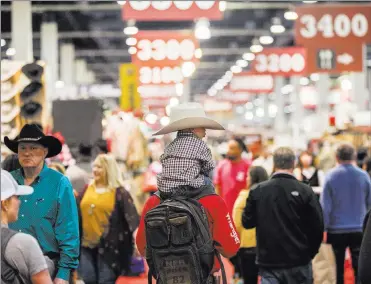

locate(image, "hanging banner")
[[122, 1, 223, 21], [306, 43, 364, 74], [295, 4, 371, 46], [230, 73, 274, 93], [251, 47, 307, 76], [132, 31, 200, 66], [119, 64, 141, 111]]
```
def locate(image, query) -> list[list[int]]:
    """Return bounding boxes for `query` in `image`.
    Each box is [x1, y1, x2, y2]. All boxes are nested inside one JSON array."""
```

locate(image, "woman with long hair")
[[233, 166, 269, 284], [77, 154, 140, 284]]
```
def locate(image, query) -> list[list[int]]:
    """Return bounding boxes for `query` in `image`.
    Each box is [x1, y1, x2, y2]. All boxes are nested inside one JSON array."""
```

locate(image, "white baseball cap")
[[1, 170, 33, 201]]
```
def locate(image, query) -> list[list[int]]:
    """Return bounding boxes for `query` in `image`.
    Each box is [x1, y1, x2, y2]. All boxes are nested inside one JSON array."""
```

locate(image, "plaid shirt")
[[157, 130, 215, 193]]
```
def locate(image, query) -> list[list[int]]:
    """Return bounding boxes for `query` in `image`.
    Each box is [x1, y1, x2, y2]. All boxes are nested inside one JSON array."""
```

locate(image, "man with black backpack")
[[1, 169, 53, 284], [136, 104, 240, 283]]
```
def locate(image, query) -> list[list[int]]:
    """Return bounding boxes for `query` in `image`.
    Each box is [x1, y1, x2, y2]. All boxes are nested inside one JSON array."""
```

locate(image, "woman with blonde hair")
[[77, 154, 140, 284]]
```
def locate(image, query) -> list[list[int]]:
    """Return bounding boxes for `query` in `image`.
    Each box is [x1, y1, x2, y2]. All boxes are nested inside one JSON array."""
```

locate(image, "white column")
[[75, 59, 88, 85], [41, 22, 58, 103], [181, 79, 191, 103], [60, 43, 75, 86], [315, 74, 331, 133], [274, 77, 286, 133], [350, 72, 367, 111], [11, 1, 33, 61]]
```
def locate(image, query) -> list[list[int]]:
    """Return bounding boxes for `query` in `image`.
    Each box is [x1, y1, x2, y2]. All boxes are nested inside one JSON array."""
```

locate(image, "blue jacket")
[[10, 164, 80, 281], [321, 164, 371, 233]]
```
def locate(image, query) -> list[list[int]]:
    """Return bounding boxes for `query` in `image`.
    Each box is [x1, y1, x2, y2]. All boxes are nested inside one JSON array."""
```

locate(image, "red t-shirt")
[[136, 195, 240, 272], [213, 159, 250, 213]]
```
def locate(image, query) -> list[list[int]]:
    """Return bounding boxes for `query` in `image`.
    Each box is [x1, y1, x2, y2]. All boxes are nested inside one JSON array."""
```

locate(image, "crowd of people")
[[1, 102, 371, 284]]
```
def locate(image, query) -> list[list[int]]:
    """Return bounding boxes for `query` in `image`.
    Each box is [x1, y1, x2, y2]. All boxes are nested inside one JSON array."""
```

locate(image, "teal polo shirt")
[[10, 164, 80, 280]]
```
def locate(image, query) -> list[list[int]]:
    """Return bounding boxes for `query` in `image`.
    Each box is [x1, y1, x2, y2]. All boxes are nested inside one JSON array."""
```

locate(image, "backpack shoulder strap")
[[1, 227, 18, 260]]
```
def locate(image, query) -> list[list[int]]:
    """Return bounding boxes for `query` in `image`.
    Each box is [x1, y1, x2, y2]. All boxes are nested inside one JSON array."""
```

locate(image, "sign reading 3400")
[[296, 5, 371, 45]]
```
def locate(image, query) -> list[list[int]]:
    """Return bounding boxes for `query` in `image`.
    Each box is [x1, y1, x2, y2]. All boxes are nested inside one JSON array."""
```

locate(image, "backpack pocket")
[[169, 215, 193, 245], [146, 218, 169, 248]]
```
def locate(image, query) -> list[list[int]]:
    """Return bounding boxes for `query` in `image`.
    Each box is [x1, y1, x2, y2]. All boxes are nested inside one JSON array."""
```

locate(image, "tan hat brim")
[[153, 117, 225, 136]]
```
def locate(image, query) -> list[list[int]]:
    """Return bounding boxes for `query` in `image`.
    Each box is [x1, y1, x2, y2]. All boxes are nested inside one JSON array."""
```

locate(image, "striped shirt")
[[10, 164, 80, 281]]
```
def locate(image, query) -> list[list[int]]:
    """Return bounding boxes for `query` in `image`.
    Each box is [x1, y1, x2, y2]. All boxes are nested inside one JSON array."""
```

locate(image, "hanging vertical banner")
[[122, 1, 223, 21], [119, 64, 141, 111]]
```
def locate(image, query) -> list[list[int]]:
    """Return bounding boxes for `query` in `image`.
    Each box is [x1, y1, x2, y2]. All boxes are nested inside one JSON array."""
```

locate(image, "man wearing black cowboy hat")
[[4, 124, 80, 284]]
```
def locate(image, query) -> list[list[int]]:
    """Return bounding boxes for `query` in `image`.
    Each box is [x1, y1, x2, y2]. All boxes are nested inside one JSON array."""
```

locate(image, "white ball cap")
[[1, 170, 33, 201]]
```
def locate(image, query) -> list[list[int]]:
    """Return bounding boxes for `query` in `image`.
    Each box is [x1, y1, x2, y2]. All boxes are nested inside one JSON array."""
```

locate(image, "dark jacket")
[[359, 210, 371, 283], [77, 186, 140, 275], [242, 173, 324, 268]]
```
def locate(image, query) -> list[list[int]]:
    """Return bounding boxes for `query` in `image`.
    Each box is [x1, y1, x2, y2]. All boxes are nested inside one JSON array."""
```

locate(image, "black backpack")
[[145, 186, 227, 284], [1, 227, 25, 284]]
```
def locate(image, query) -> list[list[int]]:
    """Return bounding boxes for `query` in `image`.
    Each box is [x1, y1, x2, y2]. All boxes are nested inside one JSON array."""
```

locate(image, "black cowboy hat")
[[4, 124, 62, 158], [20, 82, 43, 101], [21, 62, 44, 82], [20, 101, 42, 118]]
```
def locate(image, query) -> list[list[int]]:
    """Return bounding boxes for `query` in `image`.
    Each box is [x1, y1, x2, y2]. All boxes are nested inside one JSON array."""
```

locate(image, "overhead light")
[[145, 113, 158, 124], [160, 116, 170, 126], [259, 35, 274, 45], [224, 70, 233, 79], [236, 59, 248, 68], [254, 98, 263, 106], [250, 39, 263, 53], [195, 19, 211, 40], [6, 47, 16, 56], [170, 97, 180, 106], [270, 18, 285, 34], [215, 82, 224, 91], [243, 52, 255, 61], [268, 104, 278, 118], [245, 111, 254, 120], [128, 47, 137, 55], [219, 1, 227, 12], [310, 73, 320, 82], [126, 37, 137, 46], [55, 81, 65, 88], [245, 102, 253, 110], [281, 84, 294, 94], [300, 77, 310, 86], [182, 61, 196, 77], [123, 26, 138, 35], [284, 11, 298, 21], [176, 83, 184, 96], [195, 48, 203, 59], [303, 0, 318, 3], [256, 107, 265, 118], [1, 39, 6, 47], [340, 79, 352, 91], [230, 65, 242, 74], [117, 1, 126, 5], [208, 88, 217, 96]]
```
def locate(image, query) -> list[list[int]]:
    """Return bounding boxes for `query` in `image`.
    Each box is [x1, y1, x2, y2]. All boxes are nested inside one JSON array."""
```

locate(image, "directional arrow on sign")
[[337, 53, 354, 65]]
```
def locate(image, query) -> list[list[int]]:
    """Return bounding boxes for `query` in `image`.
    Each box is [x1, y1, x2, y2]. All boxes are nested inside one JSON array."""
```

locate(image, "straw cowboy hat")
[[21, 62, 44, 82], [4, 124, 62, 158], [153, 102, 225, 136]]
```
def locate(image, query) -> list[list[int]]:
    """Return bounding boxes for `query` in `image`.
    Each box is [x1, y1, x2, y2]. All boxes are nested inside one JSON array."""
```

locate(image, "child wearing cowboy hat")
[[153, 103, 225, 197]]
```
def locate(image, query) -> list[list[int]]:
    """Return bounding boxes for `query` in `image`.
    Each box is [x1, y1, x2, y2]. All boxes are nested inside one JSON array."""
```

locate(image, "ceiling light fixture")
[[128, 47, 137, 55], [243, 52, 255, 61], [310, 73, 320, 82], [236, 59, 248, 68], [6, 47, 16, 56], [55, 80, 65, 88], [303, 1, 318, 3], [259, 35, 274, 45], [300, 77, 310, 86], [195, 19, 211, 40], [195, 48, 203, 59], [284, 11, 298, 20], [250, 39, 263, 53], [270, 17, 285, 34], [208, 88, 217, 96], [123, 26, 138, 36], [117, 1, 126, 5], [230, 65, 242, 74], [182, 61, 196, 77], [219, 1, 227, 12], [126, 37, 137, 46], [1, 39, 6, 47]]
